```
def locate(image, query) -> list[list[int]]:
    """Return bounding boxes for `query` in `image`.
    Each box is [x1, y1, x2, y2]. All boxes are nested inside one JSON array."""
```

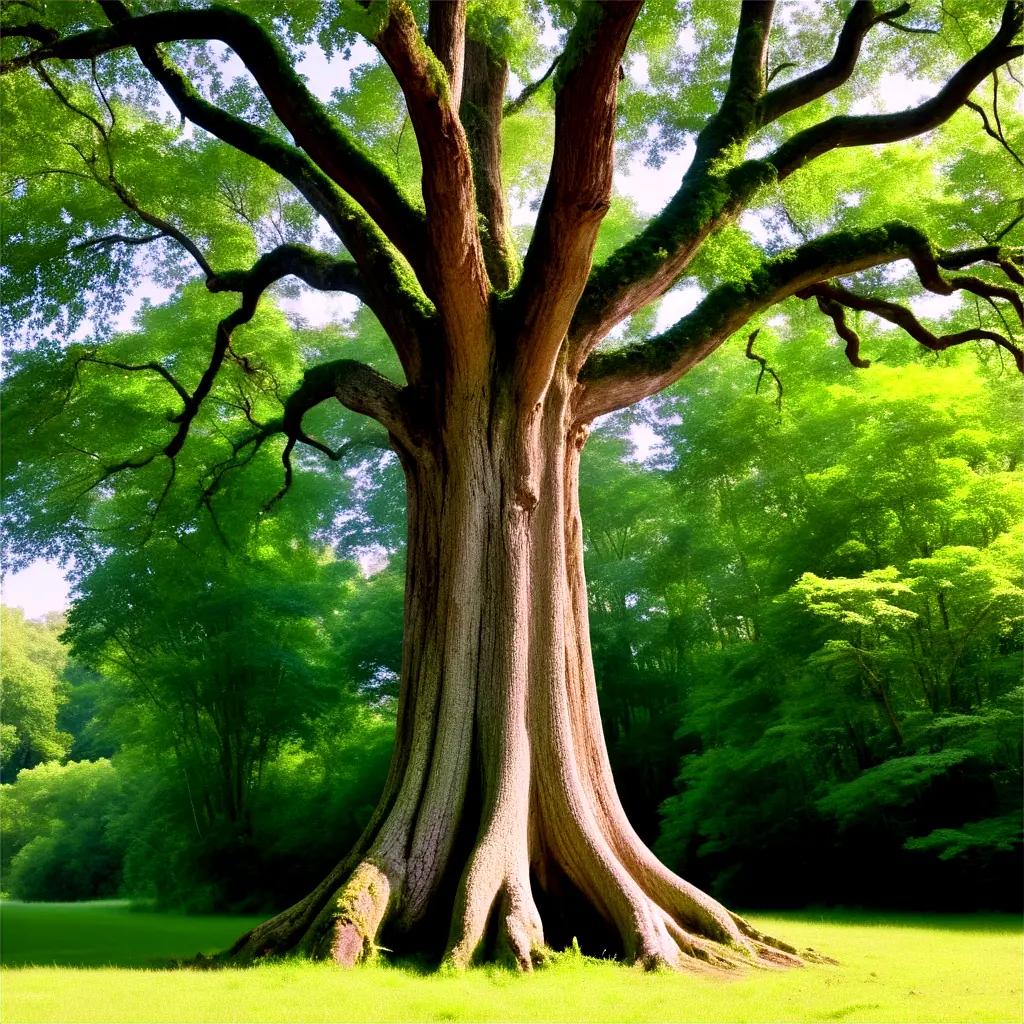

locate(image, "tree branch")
[[6, 1, 438, 382], [69, 231, 167, 252], [371, 0, 490, 377], [798, 280, 1024, 371], [200, 358, 410, 511], [758, 1, 911, 125], [3, 0, 428, 266], [426, 0, 466, 112], [566, 2, 780, 356], [503, 54, 560, 116], [76, 351, 191, 406], [768, 1, 1024, 178], [571, 1, 1024, 355], [744, 329, 783, 410], [460, 38, 517, 291], [577, 224, 1024, 420], [964, 96, 1024, 167], [509, 0, 642, 405], [207, 244, 367, 305]]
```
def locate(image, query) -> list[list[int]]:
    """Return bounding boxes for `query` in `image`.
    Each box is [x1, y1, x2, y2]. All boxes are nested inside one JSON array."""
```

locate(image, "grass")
[[1, 902, 1021, 1023]]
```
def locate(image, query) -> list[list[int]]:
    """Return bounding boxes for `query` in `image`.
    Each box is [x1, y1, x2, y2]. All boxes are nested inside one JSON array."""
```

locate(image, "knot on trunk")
[[513, 485, 539, 513]]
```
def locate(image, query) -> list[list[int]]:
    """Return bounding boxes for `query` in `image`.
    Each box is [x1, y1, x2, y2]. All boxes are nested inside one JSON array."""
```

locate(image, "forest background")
[[4, 334, 1021, 917]]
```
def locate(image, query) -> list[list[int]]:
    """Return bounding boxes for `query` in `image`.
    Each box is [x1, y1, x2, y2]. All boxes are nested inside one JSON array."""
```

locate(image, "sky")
[[1, 15, 979, 619]]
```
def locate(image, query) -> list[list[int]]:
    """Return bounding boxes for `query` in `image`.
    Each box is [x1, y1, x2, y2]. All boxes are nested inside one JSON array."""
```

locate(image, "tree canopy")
[[1, 0, 1022, 558]]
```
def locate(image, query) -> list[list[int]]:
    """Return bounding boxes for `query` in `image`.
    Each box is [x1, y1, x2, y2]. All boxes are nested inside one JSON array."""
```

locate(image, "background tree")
[[646, 336, 1022, 911], [2, 0, 1022, 972], [0, 609, 71, 781]]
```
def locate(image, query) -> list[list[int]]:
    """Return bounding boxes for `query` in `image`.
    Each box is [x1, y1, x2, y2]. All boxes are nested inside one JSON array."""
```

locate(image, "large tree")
[[2, 0, 1022, 972]]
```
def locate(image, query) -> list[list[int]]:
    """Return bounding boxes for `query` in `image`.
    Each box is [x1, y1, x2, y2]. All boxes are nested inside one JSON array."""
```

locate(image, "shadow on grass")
[[2, 900, 1018, 970], [0, 900, 265, 969]]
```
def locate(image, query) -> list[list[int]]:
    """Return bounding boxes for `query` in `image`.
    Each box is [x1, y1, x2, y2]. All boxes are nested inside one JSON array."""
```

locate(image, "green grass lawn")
[[1, 901, 1020, 1023]]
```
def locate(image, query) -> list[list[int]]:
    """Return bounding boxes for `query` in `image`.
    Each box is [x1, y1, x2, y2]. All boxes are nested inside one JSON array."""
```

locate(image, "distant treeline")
[[2, 335, 1021, 912]]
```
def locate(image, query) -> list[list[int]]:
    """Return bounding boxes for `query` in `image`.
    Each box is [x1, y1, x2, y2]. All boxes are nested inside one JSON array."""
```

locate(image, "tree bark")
[[227, 367, 801, 973]]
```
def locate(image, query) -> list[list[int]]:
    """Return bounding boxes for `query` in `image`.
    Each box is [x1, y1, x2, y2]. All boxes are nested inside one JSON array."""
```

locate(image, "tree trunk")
[[227, 366, 799, 973]]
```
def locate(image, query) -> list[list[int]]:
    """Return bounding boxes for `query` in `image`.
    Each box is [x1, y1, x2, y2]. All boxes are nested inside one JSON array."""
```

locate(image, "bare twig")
[[744, 329, 784, 410]]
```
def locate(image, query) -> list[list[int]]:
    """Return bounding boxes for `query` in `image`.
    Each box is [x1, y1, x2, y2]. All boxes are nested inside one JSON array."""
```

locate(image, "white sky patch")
[[112, 277, 178, 333], [626, 422, 664, 463], [357, 544, 390, 576], [774, 0, 822, 29], [279, 287, 361, 328], [617, 142, 692, 216], [677, 25, 699, 56], [2, 560, 71, 617], [740, 210, 772, 246], [851, 73, 937, 116], [298, 38, 377, 100], [627, 53, 651, 89], [655, 284, 704, 334], [909, 291, 963, 320], [511, 188, 542, 227]]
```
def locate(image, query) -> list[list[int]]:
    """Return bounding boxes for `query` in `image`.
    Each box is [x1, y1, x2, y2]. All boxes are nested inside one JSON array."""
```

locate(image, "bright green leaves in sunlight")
[[0, 609, 71, 782]]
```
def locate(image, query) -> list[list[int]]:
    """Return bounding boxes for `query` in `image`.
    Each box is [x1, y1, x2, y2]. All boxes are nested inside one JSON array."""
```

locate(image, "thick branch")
[[509, 0, 642, 404], [577, 224, 1024, 420], [565, 3, 780, 355], [372, 0, 490, 375], [426, 0, 466, 112], [6, 1, 427, 265], [207, 244, 366, 304], [460, 39, 517, 291], [572, 0, 1023, 353], [283, 358, 409, 443], [758, 2, 910, 125], [723, 2, 775, 121]]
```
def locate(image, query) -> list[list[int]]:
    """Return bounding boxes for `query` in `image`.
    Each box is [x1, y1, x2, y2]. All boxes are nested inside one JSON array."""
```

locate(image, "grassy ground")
[[1, 902, 1020, 1023]]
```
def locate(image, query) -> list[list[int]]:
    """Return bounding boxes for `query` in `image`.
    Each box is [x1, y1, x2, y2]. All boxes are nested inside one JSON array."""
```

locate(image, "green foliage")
[[816, 750, 980, 827], [1, 759, 128, 901], [905, 814, 1023, 861], [0, 0, 1021, 923], [0, 609, 71, 781], [579, 332, 1022, 908]]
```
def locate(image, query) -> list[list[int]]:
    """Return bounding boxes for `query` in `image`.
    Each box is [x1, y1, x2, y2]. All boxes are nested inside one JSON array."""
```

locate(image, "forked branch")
[[573, 0, 1023, 353], [371, 0, 490, 369], [510, 0, 643, 404], [758, 1, 914, 125], [799, 280, 1024, 371], [577, 225, 1024, 420], [768, 1, 1024, 177]]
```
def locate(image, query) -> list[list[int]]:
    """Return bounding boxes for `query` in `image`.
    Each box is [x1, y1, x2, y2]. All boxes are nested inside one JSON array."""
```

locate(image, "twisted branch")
[[798, 280, 1024, 371]]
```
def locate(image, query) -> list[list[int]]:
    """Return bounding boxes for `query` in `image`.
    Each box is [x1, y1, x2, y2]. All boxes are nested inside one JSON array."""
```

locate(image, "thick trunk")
[[228, 370, 799, 973]]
